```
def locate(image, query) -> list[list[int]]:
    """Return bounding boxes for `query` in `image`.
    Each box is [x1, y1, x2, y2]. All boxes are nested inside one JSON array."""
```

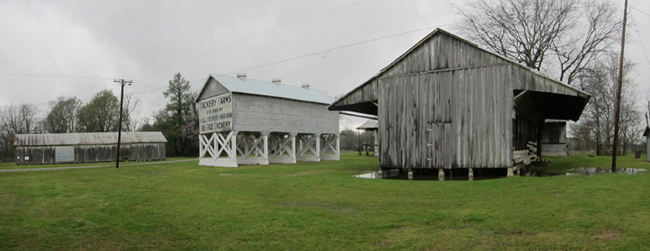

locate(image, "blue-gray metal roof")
[[210, 74, 334, 104], [14, 132, 167, 146]]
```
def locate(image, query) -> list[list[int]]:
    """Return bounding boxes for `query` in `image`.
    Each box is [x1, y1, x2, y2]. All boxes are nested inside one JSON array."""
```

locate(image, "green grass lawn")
[[0, 157, 197, 170], [1, 152, 649, 250]]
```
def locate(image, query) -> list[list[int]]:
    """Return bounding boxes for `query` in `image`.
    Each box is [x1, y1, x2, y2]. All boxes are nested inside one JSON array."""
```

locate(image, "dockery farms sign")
[[199, 93, 233, 134]]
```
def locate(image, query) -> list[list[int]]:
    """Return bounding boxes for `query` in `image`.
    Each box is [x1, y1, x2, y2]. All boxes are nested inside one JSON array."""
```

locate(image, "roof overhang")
[[514, 90, 590, 122], [329, 101, 378, 116]]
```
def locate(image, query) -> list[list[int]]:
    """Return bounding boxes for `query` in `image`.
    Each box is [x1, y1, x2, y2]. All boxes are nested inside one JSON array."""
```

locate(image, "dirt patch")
[[283, 201, 355, 214], [593, 229, 620, 241]]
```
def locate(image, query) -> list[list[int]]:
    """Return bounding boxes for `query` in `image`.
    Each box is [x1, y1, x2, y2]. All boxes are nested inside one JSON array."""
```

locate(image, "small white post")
[[315, 133, 321, 160], [290, 132, 297, 163], [262, 131, 269, 164]]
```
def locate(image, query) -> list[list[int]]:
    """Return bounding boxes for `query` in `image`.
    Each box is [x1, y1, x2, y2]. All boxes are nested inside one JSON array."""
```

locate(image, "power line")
[[2, 24, 451, 110], [634, 28, 650, 66], [227, 26, 439, 75], [630, 6, 650, 17], [133, 0, 378, 84], [0, 73, 114, 80], [133, 25, 451, 102]]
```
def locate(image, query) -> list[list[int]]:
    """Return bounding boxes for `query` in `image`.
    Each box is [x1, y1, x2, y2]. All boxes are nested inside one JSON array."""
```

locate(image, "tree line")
[[0, 73, 198, 162]]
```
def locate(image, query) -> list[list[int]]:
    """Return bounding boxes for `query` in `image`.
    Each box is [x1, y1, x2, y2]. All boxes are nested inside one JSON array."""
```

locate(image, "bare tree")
[[0, 104, 39, 160], [122, 94, 141, 132], [2, 104, 38, 135], [572, 55, 638, 154], [553, 1, 623, 85], [455, 0, 622, 85]]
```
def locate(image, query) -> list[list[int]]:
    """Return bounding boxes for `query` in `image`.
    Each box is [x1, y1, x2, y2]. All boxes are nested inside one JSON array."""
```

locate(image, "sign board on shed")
[[199, 93, 233, 134]]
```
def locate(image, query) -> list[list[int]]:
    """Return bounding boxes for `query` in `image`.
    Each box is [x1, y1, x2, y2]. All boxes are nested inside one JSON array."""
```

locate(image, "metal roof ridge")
[[207, 74, 334, 104]]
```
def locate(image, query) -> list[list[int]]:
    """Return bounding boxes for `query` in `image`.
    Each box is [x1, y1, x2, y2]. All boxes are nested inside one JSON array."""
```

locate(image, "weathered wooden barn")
[[14, 132, 167, 165], [196, 74, 340, 167], [328, 28, 590, 176]]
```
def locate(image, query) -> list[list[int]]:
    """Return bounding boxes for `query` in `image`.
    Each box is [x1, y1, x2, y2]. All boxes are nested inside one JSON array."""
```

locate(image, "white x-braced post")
[[297, 133, 321, 162], [320, 134, 340, 161]]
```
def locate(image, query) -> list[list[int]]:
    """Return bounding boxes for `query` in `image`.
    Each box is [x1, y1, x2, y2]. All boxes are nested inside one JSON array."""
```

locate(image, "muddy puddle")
[[536, 167, 647, 177], [355, 167, 647, 181], [355, 169, 502, 181]]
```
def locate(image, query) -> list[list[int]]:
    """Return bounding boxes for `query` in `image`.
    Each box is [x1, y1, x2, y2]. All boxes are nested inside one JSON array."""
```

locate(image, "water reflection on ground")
[[566, 167, 646, 176], [355, 169, 502, 181], [355, 167, 647, 181]]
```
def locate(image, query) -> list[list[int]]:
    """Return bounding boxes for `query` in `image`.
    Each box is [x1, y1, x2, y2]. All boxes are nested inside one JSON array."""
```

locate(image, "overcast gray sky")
[[1, 0, 649, 130]]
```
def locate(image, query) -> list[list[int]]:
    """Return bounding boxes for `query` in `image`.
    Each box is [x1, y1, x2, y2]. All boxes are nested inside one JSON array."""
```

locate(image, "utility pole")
[[114, 79, 133, 168], [612, 0, 628, 172]]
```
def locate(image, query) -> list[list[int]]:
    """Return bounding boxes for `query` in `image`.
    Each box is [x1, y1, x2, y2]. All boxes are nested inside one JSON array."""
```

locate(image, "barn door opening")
[[425, 72, 453, 169], [427, 123, 452, 169]]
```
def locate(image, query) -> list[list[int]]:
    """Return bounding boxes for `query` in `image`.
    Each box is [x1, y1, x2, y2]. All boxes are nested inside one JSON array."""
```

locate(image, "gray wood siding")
[[451, 66, 512, 168], [331, 79, 379, 108], [232, 93, 339, 134], [15, 143, 166, 165], [377, 66, 512, 169], [197, 78, 230, 101]]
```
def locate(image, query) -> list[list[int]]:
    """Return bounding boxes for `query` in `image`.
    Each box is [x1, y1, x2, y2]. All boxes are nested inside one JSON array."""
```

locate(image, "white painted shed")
[[196, 74, 340, 167]]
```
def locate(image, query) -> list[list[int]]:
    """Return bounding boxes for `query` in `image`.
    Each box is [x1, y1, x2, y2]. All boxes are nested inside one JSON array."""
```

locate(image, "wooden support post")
[[320, 134, 340, 161], [199, 131, 238, 167], [315, 133, 321, 160], [268, 132, 297, 164], [236, 132, 269, 165], [297, 133, 321, 162]]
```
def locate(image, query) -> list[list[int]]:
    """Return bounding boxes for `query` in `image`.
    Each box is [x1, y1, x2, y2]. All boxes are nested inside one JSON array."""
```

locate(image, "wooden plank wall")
[[197, 78, 230, 101], [131, 143, 166, 161], [376, 34, 514, 169], [15, 147, 55, 165], [513, 110, 538, 151]]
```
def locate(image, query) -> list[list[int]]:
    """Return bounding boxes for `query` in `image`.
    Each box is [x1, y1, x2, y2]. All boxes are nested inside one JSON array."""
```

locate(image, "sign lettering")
[[199, 93, 233, 134]]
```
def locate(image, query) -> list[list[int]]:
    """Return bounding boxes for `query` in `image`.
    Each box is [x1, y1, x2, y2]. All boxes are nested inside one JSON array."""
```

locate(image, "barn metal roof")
[[356, 120, 378, 130], [14, 132, 167, 146], [207, 74, 334, 105], [328, 28, 591, 121]]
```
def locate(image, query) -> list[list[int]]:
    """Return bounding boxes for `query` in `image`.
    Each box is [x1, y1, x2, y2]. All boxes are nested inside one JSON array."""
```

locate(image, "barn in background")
[[196, 74, 340, 167], [14, 132, 167, 165], [328, 28, 590, 177], [357, 119, 378, 156], [541, 120, 568, 156]]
